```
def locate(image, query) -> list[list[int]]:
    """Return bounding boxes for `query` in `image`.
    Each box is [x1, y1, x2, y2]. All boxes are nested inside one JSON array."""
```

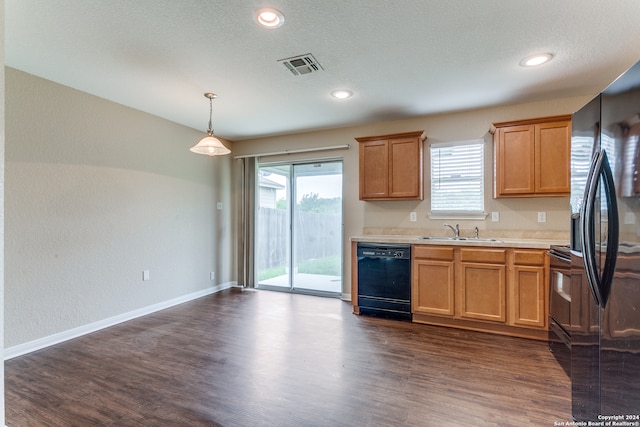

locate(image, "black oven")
[[357, 243, 411, 321], [548, 245, 571, 377]]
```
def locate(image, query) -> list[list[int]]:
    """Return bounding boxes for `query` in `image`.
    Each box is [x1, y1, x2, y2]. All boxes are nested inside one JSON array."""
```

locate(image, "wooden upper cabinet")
[[535, 121, 571, 194], [358, 140, 389, 199], [493, 115, 571, 198], [356, 131, 425, 200], [496, 125, 536, 195]]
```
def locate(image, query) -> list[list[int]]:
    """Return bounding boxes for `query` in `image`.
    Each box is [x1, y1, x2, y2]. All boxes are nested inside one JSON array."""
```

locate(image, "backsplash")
[[362, 227, 569, 241], [361, 195, 571, 237]]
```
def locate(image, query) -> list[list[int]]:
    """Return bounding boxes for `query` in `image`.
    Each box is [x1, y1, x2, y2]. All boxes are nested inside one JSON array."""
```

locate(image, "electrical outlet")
[[537, 212, 546, 223], [210, 271, 216, 280], [143, 270, 150, 281], [624, 212, 636, 225], [491, 212, 499, 222], [410, 212, 417, 222]]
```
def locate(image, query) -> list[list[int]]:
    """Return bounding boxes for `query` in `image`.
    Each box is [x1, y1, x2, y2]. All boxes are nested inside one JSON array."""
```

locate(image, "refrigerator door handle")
[[582, 151, 603, 306], [581, 150, 619, 307], [598, 151, 619, 307]]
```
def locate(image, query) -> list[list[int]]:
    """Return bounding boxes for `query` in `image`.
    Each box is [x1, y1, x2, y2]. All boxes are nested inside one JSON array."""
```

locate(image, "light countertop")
[[351, 234, 568, 249]]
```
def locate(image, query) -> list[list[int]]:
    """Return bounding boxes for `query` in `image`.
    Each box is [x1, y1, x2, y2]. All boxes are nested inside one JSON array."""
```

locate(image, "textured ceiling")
[[6, 1, 640, 141]]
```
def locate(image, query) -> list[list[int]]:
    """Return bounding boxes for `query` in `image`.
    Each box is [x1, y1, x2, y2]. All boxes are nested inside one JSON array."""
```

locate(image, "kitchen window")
[[430, 139, 484, 216]]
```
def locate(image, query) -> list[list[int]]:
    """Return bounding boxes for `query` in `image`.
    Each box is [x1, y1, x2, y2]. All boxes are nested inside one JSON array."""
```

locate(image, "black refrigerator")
[[570, 60, 640, 421]]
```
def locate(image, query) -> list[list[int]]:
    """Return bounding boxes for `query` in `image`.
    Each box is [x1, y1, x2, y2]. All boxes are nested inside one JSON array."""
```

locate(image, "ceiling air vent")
[[278, 53, 324, 76]]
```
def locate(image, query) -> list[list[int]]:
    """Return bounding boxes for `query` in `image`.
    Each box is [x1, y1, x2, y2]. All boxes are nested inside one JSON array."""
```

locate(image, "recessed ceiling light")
[[331, 90, 353, 99], [520, 53, 554, 67], [255, 8, 285, 29]]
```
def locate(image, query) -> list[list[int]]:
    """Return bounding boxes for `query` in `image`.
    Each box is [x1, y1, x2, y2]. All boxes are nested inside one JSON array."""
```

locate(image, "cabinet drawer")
[[412, 246, 454, 261], [460, 248, 506, 264], [513, 249, 545, 266]]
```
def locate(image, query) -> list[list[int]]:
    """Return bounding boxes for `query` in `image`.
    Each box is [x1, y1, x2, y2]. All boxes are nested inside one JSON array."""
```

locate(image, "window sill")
[[428, 212, 488, 221]]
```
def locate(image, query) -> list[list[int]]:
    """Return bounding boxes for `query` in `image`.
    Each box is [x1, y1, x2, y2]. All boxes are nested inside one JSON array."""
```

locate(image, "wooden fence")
[[256, 207, 342, 270]]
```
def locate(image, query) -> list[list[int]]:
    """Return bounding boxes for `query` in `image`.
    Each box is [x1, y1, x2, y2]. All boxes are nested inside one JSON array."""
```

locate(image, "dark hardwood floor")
[[5, 288, 571, 426]]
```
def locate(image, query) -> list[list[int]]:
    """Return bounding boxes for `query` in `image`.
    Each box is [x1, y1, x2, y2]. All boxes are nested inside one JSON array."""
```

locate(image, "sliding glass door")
[[292, 162, 343, 293], [256, 161, 343, 296]]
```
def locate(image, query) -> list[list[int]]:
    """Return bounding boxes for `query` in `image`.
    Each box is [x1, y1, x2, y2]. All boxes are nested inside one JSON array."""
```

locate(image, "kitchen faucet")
[[443, 223, 460, 239]]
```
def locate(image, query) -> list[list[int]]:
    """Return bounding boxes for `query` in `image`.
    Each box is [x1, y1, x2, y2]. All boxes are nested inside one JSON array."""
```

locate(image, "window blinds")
[[430, 140, 484, 213]]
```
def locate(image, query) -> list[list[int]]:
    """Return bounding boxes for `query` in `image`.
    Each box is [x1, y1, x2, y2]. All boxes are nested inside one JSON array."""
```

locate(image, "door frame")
[[255, 159, 344, 297]]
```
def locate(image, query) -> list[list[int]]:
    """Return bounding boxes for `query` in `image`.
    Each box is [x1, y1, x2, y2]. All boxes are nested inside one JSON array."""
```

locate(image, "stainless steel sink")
[[419, 236, 501, 243], [420, 236, 463, 241]]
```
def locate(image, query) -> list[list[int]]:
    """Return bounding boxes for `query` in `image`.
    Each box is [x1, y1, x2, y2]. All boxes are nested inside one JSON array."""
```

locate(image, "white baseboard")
[[4, 282, 236, 360]]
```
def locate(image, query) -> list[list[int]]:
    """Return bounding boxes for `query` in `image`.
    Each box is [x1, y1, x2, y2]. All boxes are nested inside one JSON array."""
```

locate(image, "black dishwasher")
[[357, 243, 411, 321]]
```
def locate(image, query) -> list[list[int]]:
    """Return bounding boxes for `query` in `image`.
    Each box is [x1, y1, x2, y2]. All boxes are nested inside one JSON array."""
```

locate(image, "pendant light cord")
[[207, 96, 213, 135]]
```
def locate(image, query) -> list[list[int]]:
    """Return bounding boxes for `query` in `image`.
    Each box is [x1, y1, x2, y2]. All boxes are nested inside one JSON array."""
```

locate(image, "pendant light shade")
[[190, 93, 230, 156], [190, 134, 231, 156]]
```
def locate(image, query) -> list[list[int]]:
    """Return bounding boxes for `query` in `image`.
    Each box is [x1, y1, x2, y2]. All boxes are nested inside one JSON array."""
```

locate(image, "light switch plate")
[[410, 212, 417, 222], [143, 270, 150, 281], [491, 212, 499, 222], [537, 212, 546, 223], [217, 202, 223, 210]]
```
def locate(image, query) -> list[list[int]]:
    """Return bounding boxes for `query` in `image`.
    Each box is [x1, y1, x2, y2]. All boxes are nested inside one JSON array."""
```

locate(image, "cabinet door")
[[535, 121, 571, 195], [389, 137, 423, 199], [412, 260, 455, 316], [359, 140, 389, 199], [509, 265, 546, 327], [458, 262, 506, 322], [496, 125, 535, 196]]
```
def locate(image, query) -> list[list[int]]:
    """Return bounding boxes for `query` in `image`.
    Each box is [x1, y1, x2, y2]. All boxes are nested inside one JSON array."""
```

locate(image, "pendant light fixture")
[[190, 92, 231, 156]]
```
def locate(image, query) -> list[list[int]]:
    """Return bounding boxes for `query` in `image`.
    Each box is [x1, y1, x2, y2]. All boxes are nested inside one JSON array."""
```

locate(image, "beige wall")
[[1, 0, 6, 423], [4, 68, 234, 348], [232, 95, 593, 298], [2, 63, 595, 350]]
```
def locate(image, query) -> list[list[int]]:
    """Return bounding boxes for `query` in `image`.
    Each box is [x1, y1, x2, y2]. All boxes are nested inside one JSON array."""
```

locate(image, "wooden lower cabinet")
[[458, 262, 506, 322], [509, 266, 545, 327], [412, 246, 455, 316], [457, 248, 507, 323], [508, 249, 547, 328], [411, 245, 547, 340]]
